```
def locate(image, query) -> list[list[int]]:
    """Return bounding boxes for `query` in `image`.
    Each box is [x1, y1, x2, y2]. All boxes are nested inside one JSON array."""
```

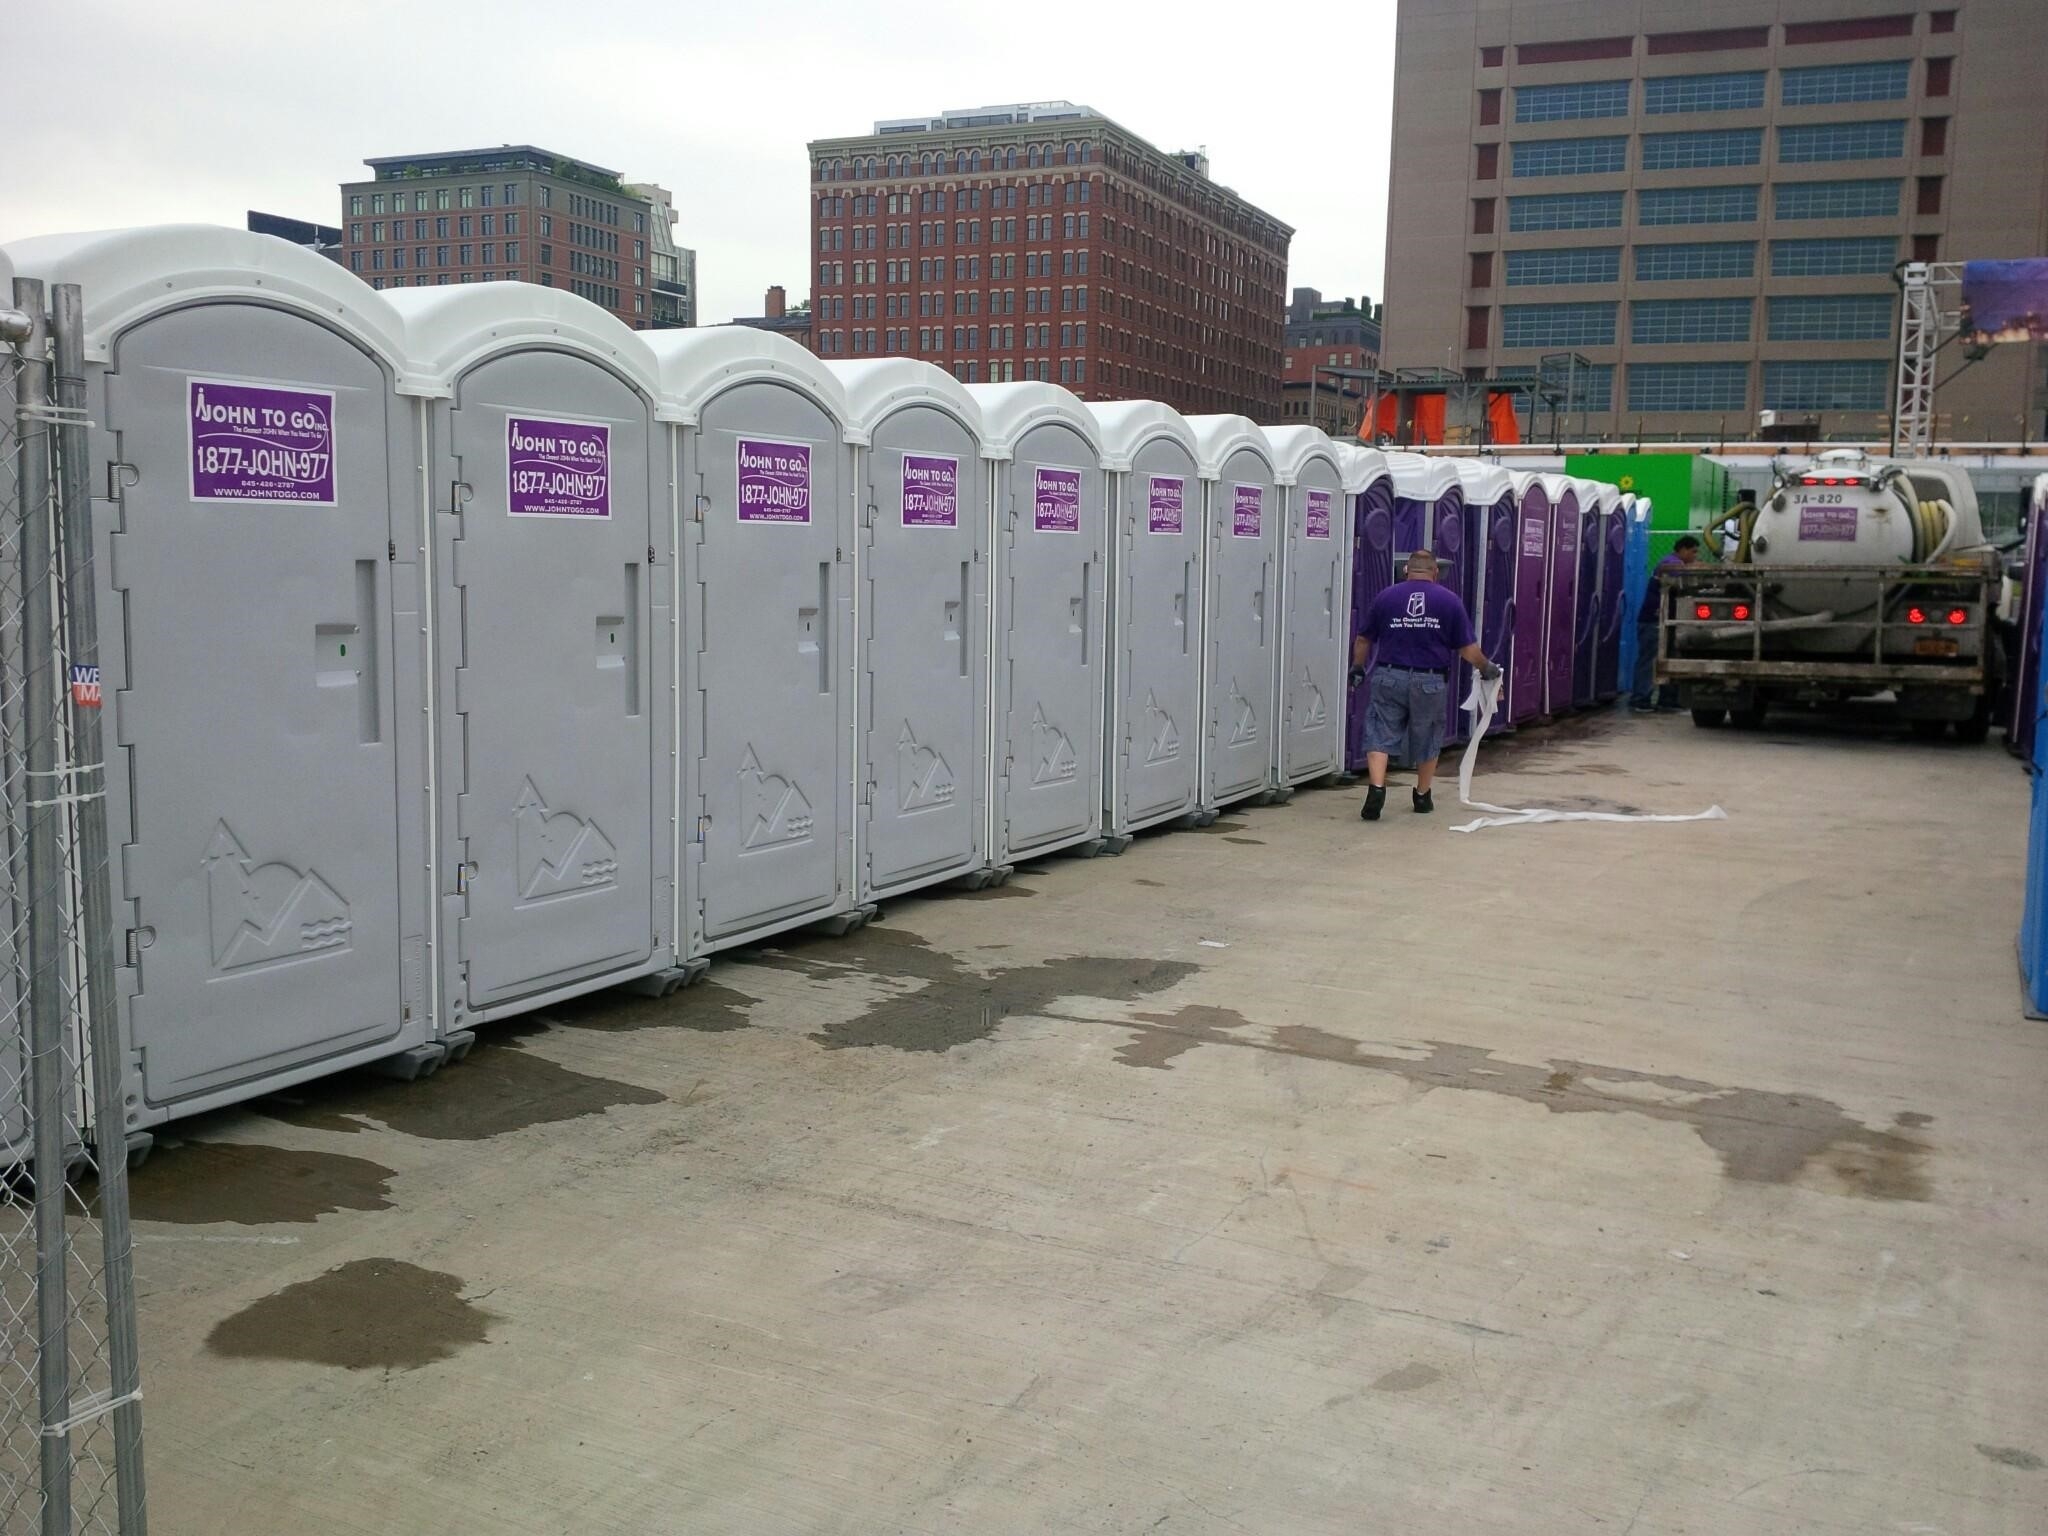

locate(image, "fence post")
[[14, 276, 74, 1536], [51, 281, 148, 1534]]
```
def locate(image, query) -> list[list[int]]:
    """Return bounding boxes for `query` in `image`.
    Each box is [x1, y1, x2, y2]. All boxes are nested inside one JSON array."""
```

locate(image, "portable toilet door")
[[391, 285, 676, 1035], [1386, 454, 1471, 749], [966, 382, 1111, 867], [1571, 481, 1611, 709], [651, 328, 857, 953], [2, 226, 434, 1132], [1595, 493, 1631, 700], [1507, 472, 1553, 727], [1186, 415, 1282, 809], [2012, 475, 2048, 759], [1544, 476, 1583, 716], [1086, 400, 1204, 838], [1455, 459, 1519, 736], [1618, 496, 1655, 695], [827, 359, 990, 902], [1344, 459, 1398, 772], [1262, 425, 1350, 787]]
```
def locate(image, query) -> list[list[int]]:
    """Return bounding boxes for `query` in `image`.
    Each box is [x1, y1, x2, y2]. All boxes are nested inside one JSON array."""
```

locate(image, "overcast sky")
[[10, 1, 1397, 326]]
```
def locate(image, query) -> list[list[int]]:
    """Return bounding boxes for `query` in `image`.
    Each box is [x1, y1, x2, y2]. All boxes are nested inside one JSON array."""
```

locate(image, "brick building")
[[340, 146, 658, 329], [1281, 288, 1384, 435], [806, 102, 1291, 416], [731, 286, 814, 348], [1383, 1, 2048, 443]]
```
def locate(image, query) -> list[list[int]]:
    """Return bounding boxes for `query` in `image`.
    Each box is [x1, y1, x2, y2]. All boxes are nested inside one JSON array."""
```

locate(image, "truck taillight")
[[1947, 607, 1968, 626], [1695, 603, 1713, 620], [1732, 604, 1751, 621], [1907, 606, 1928, 625]]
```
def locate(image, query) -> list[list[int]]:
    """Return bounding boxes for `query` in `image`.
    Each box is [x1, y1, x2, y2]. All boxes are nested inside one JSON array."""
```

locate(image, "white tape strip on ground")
[[1452, 674, 1728, 834]]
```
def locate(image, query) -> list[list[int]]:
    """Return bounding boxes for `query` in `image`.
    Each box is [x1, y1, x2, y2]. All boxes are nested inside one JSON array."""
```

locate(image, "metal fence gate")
[[3, 279, 147, 1534]]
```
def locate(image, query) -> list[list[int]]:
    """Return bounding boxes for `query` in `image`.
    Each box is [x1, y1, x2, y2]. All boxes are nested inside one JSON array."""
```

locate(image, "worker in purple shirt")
[[1630, 535, 1702, 713], [1350, 549, 1499, 821]]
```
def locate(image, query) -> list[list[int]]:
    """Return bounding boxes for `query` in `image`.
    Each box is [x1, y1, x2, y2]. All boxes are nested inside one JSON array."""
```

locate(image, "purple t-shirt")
[[1639, 553, 1685, 621], [1364, 579, 1476, 671]]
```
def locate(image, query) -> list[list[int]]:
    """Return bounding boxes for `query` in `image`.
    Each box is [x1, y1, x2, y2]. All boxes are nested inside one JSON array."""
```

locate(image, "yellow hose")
[[1914, 499, 1953, 562]]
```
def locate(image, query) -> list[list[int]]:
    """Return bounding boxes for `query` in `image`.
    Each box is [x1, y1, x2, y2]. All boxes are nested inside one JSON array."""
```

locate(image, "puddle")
[[545, 980, 758, 1034], [754, 926, 1197, 1053], [1193, 820, 1249, 834], [1222, 837, 1265, 846], [955, 882, 1037, 900], [131, 1143, 395, 1226], [1977, 1444, 2044, 1471], [1372, 1363, 1442, 1392], [207, 1258, 496, 1371], [261, 1019, 666, 1141], [1100, 1014, 1931, 1199], [1133, 879, 1167, 889]]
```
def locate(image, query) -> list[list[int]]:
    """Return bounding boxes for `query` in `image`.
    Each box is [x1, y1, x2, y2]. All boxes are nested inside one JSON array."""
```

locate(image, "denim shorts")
[[1365, 666, 1448, 765]]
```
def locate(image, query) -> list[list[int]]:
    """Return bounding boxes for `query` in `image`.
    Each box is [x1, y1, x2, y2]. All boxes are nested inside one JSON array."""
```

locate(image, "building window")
[[1768, 294, 1893, 342], [1472, 198, 1497, 235], [1637, 184, 1759, 225], [1642, 70, 1765, 114], [1783, 14, 1913, 45], [1476, 143, 1499, 179], [1763, 359, 1889, 411], [1779, 120, 1907, 164], [1500, 301, 1616, 348], [348, 250, 361, 272], [1480, 45, 1504, 67], [1781, 59, 1911, 106], [1913, 233, 1940, 262], [1466, 307, 1492, 348], [1517, 36, 1632, 65], [1773, 178, 1900, 220], [1641, 127, 1762, 171], [349, 195, 364, 216], [1513, 80, 1630, 123], [348, 222, 363, 242], [1510, 136, 1627, 177], [1769, 237, 1896, 277], [1634, 241, 1756, 281], [506, 242, 520, 262], [1922, 118, 1948, 155], [1632, 297, 1751, 344], [1930, 9, 1956, 31], [1917, 175, 1944, 215], [459, 186, 475, 209], [1479, 88, 1502, 126], [1926, 56, 1953, 97], [458, 216, 472, 238], [1470, 252, 1494, 288], [1645, 25, 1769, 54], [1507, 191, 1624, 231], [1627, 362, 1749, 413], [1505, 247, 1621, 286]]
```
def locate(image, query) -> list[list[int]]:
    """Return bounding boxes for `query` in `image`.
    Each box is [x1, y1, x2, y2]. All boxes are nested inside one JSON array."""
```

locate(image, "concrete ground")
[[128, 709, 2047, 1535]]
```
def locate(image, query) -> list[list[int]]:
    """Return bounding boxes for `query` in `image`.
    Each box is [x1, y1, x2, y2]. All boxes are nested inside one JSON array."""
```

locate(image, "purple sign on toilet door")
[[1232, 483, 1262, 538], [736, 437, 812, 524], [1147, 475, 1185, 535], [1305, 489, 1333, 540], [507, 415, 611, 518], [189, 379, 337, 505], [902, 453, 958, 528], [1034, 466, 1080, 532]]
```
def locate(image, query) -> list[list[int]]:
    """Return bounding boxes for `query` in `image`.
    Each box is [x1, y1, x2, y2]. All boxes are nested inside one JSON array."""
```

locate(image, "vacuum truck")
[[1656, 449, 2004, 739]]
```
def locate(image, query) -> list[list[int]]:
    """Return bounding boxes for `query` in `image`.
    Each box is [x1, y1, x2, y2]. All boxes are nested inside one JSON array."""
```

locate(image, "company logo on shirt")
[[1406, 590, 1427, 619]]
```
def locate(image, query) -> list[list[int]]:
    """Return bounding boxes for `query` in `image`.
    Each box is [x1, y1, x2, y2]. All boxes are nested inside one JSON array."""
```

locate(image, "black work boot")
[[1412, 788, 1434, 815], [1361, 784, 1386, 821]]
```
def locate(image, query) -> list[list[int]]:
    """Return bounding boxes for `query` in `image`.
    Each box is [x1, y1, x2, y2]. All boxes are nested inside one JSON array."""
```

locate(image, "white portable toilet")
[[648, 328, 860, 953], [1261, 424, 1350, 789], [1185, 415, 1282, 811], [964, 381, 1111, 871], [826, 358, 991, 902], [2, 225, 434, 1134], [389, 284, 678, 1042], [1087, 400, 1206, 840]]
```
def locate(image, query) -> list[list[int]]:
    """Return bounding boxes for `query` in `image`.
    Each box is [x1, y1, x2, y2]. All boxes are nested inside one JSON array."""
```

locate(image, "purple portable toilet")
[[2012, 473, 2048, 759], [1543, 475, 1582, 717], [1455, 459, 1519, 737], [1344, 453, 1398, 772], [1386, 454, 1470, 748], [1572, 480, 1616, 709], [1506, 472, 1554, 726], [1595, 493, 1633, 701]]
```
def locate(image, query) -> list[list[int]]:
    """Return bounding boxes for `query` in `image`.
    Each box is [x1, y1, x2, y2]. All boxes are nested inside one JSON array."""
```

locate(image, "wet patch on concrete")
[[1133, 879, 1167, 888], [1480, 710, 1621, 766], [261, 1019, 666, 1141], [130, 1142, 396, 1226], [1977, 1444, 2044, 1471], [1222, 836, 1265, 846], [1372, 1363, 1442, 1392], [1097, 1014, 1931, 1199], [545, 980, 758, 1034], [207, 1258, 496, 1371], [1193, 820, 1249, 834], [756, 926, 1197, 1054], [954, 881, 1037, 900]]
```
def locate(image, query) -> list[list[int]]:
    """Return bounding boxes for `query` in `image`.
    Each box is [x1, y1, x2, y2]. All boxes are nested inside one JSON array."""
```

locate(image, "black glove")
[[1348, 666, 1367, 688], [1478, 659, 1502, 682]]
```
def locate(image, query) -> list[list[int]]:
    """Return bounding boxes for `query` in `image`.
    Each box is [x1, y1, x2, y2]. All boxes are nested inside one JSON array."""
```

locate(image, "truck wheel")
[[1732, 701, 1769, 730], [1955, 704, 1992, 745], [1691, 707, 1728, 729], [1910, 718, 1949, 741]]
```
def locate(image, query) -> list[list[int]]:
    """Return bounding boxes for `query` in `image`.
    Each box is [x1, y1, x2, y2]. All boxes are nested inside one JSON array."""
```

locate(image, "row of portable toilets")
[[1, 227, 1644, 1146]]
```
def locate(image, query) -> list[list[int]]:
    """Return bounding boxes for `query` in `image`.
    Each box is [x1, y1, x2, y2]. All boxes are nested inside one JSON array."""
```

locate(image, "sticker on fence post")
[[737, 438, 813, 525], [1146, 475, 1184, 535], [902, 453, 958, 528], [1231, 484, 1262, 538], [1033, 466, 1080, 533], [189, 380, 336, 505], [507, 415, 611, 519], [1305, 488, 1333, 540], [68, 665, 101, 709]]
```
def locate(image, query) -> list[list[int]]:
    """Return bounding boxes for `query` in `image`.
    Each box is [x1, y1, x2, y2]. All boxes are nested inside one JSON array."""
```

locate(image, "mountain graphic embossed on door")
[[897, 723, 956, 813], [513, 779, 620, 904], [1031, 705, 1078, 785], [1143, 692, 1182, 764], [739, 748, 816, 848], [204, 822, 352, 973]]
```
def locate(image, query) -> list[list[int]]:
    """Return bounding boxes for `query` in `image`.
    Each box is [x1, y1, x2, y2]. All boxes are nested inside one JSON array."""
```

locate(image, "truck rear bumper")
[[1660, 658, 1983, 687]]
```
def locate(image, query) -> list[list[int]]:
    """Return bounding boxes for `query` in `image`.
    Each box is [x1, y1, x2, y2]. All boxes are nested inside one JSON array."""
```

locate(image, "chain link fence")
[[2, 280, 146, 1535]]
